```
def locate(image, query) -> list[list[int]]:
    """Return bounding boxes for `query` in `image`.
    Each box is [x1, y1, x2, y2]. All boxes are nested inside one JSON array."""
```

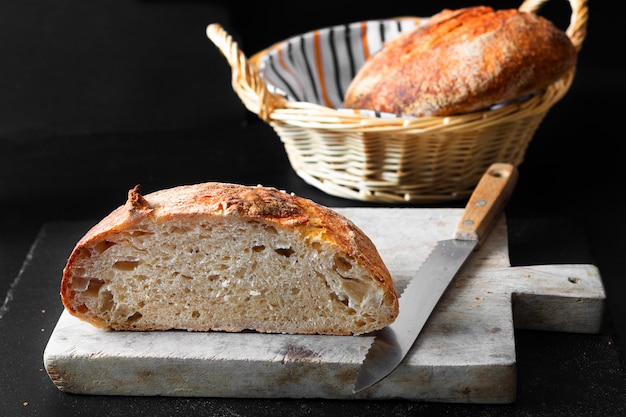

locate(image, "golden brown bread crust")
[[60, 182, 398, 335], [343, 6, 578, 117]]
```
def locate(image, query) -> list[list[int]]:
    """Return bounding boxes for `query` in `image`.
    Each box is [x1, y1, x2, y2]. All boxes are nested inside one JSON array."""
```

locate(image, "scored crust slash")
[[60, 182, 399, 336]]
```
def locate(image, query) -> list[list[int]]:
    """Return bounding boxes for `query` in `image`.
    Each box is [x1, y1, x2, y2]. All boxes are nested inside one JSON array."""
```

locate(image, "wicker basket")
[[206, 0, 587, 203]]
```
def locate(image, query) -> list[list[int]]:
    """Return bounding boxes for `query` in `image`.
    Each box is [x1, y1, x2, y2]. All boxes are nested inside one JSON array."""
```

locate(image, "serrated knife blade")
[[353, 162, 519, 393]]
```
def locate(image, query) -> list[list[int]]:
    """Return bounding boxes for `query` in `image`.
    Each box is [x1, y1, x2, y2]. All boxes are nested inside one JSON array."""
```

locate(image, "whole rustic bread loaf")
[[60, 182, 398, 335], [343, 6, 577, 117]]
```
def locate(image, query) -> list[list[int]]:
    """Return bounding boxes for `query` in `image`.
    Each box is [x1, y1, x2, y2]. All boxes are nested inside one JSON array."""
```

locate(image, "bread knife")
[[353, 162, 519, 393]]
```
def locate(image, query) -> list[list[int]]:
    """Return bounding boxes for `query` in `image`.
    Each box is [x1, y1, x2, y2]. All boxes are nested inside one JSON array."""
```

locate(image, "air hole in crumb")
[[191, 310, 201, 318], [84, 279, 105, 297], [333, 255, 353, 273], [127, 312, 143, 324], [71, 276, 91, 292], [170, 226, 190, 234], [275, 247, 295, 257], [128, 230, 152, 237], [330, 291, 350, 307], [93, 240, 116, 254], [265, 225, 278, 234], [253, 245, 266, 252], [113, 259, 141, 271], [100, 290, 114, 311]]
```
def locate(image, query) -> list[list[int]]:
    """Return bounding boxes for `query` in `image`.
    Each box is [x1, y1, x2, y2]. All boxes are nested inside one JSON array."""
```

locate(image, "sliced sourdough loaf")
[[60, 182, 398, 335]]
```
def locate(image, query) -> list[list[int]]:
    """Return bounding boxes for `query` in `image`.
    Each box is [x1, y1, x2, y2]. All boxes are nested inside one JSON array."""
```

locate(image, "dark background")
[[1, 1, 624, 415]]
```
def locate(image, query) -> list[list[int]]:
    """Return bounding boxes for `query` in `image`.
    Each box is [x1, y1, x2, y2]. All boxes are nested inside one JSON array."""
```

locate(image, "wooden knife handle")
[[454, 163, 519, 242]]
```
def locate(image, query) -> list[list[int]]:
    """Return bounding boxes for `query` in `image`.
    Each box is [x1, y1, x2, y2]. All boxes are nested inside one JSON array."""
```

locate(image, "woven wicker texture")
[[207, 0, 587, 203]]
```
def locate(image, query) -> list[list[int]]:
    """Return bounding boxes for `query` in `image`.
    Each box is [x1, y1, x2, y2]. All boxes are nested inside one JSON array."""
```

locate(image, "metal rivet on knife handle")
[[455, 163, 518, 242]]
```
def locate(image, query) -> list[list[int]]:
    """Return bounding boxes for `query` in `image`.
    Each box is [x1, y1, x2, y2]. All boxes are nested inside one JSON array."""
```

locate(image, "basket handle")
[[206, 23, 286, 122], [519, 0, 587, 52]]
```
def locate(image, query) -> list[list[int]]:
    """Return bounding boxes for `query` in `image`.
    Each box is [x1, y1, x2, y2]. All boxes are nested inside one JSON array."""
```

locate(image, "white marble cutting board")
[[43, 208, 605, 403]]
